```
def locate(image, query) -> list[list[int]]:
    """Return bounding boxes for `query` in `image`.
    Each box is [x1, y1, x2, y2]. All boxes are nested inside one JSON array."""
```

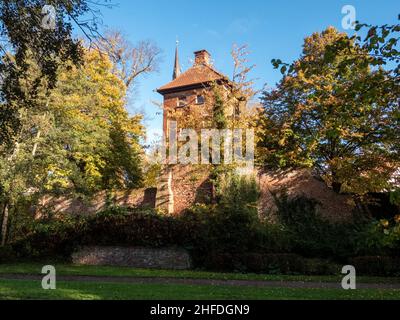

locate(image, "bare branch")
[[100, 30, 162, 90]]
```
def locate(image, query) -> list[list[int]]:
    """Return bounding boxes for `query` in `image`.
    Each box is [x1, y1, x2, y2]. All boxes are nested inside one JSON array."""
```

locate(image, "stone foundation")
[[71, 246, 192, 270]]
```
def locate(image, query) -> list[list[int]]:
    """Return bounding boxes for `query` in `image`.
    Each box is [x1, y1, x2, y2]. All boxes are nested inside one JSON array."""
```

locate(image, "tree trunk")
[[32, 111, 48, 157], [1, 203, 9, 247], [331, 169, 342, 194], [32, 129, 41, 157], [7, 142, 20, 161]]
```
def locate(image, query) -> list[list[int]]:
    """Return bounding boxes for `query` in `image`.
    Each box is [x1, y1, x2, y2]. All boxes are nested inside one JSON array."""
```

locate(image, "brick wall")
[[171, 165, 213, 214], [36, 168, 355, 223], [72, 246, 192, 270], [258, 169, 355, 222], [36, 188, 157, 217], [163, 88, 215, 137]]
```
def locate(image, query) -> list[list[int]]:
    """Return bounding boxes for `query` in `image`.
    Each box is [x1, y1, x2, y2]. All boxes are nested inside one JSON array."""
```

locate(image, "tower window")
[[196, 95, 205, 105], [177, 96, 187, 107], [235, 105, 241, 117]]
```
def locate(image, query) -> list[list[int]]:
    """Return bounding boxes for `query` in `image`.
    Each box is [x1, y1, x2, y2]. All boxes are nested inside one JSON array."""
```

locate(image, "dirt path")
[[1, 274, 400, 290]]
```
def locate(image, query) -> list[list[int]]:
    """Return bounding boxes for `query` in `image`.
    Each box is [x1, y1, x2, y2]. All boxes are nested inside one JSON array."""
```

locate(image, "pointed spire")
[[173, 39, 181, 80]]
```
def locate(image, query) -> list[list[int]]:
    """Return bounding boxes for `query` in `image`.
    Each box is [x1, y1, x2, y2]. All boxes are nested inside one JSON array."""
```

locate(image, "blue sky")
[[94, 0, 399, 141]]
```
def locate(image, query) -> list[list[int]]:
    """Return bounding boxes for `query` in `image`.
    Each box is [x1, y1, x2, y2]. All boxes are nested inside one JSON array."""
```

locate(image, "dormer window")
[[196, 95, 205, 105], [177, 96, 187, 108]]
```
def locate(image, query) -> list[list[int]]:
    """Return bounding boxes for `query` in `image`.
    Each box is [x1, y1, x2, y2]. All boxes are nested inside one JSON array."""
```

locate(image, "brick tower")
[[155, 45, 229, 214], [157, 45, 228, 137]]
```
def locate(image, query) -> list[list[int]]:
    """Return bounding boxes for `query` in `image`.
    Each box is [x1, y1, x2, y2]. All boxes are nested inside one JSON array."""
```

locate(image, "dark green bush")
[[349, 256, 400, 276], [180, 205, 292, 267], [261, 253, 305, 274], [0, 246, 17, 263], [178, 174, 267, 267], [203, 252, 339, 275], [302, 258, 340, 275], [204, 253, 303, 273], [12, 216, 88, 259], [273, 193, 366, 259], [11, 208, 192, 260], [5, 189, 399, 277], [354, 219, 400, 257]]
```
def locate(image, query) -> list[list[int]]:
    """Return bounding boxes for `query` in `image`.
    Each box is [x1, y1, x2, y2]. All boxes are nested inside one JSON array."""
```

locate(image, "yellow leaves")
[[73, 152, 106, 188], [278, 137, 286, 147], [85, 49, 114, 72], [84, 157, 105, 179], [52, 46, 132, 132], [380, 219, 390, 228], [260, 25, 399, 196], [44, 165, 72, 190], [40, 46, 144, 193]]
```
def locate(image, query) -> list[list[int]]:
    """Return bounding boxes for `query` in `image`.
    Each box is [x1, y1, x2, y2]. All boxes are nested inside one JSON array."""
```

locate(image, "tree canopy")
[[258, 26, 399, 194], [0, 46, 145, 245], [0, 0, 110, 146]]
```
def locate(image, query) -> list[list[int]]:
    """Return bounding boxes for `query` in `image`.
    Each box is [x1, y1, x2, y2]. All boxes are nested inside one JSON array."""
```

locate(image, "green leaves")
[[271, 59, 292, 75], [271, 59, 282, 69], [0, 1, 111, 146], [259, 26, 399, 194], [50, 50, 144, 193]]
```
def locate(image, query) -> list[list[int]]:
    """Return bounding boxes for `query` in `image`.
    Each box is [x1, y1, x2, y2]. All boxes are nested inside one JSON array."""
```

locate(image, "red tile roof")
[[157, 64, 228, 94]]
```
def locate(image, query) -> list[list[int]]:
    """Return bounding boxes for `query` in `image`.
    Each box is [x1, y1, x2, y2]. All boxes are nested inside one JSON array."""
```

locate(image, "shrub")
[[202, 252, 339, 275], [95, 206, 129, 217], [273, 193, 362, 259], [12, 216, 88, 259], [218, 173, 260, 211], [262, 253, 305, 274], [84, 210, 189, 248], [205, 253, 235, 272], [355, 218, 400, 256], [11, 208, 191, 260], [181, 173, 264, 261], [349, 256, 400, 276], [0, 246, 17, 263], [5, 194, 398, 277], [302, 258, 340, 275]]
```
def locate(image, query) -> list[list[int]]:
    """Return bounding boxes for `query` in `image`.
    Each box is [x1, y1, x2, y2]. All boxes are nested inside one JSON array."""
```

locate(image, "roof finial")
[[173, 38, 181, 80]]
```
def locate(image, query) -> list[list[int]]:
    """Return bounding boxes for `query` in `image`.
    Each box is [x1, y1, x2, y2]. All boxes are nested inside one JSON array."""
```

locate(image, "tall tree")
[[44, 48, 145, 193], [0, 0, 110, 146], [101, 31, 162, 91], [259, 27, 399, 194], [0, 48, 145, 245]]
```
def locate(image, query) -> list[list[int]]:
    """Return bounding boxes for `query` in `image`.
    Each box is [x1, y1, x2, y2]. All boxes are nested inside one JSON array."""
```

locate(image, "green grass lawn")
[[1, 263, 399, 284], [1, 263, 400, 300], [1, 279, 400, 300]]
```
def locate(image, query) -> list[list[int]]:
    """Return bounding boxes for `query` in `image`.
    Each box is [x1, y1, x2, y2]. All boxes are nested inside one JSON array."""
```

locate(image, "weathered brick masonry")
[[72, 246, 192, 270]]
